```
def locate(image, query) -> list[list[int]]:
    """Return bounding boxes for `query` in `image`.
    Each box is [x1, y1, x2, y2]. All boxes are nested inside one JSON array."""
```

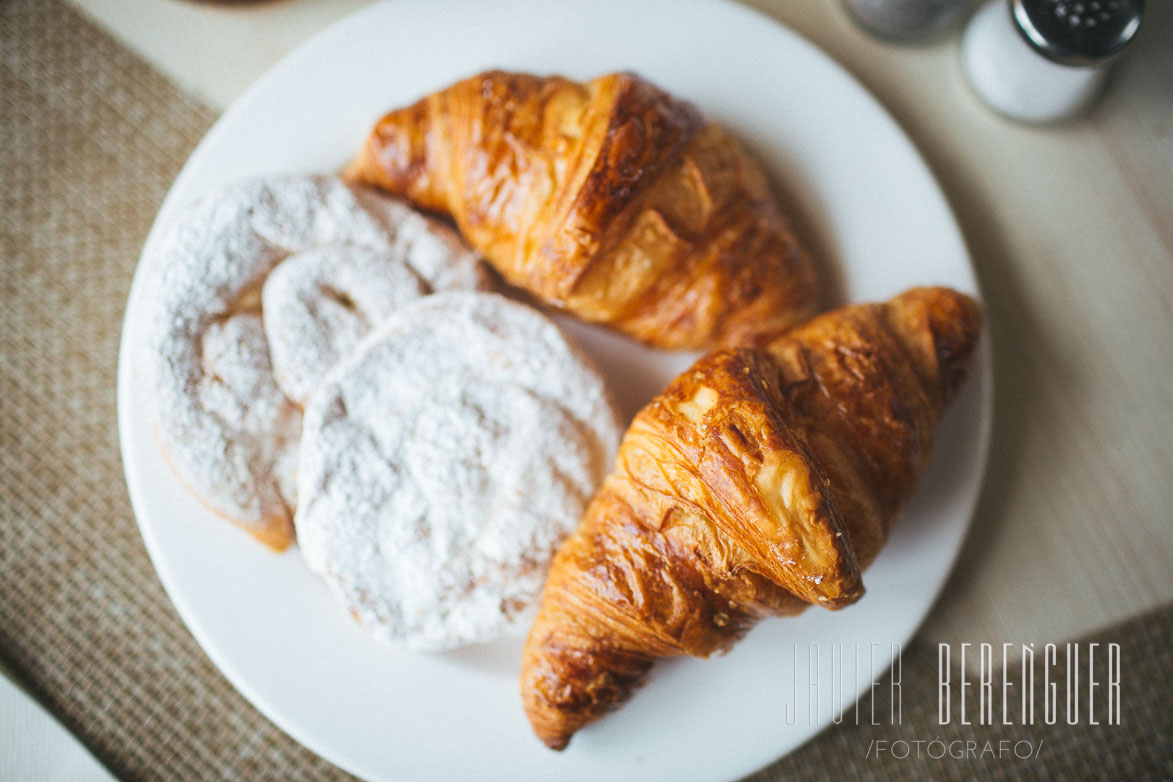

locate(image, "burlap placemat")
[[2, 2, 1170, 780], [0, 2, 352, 779]]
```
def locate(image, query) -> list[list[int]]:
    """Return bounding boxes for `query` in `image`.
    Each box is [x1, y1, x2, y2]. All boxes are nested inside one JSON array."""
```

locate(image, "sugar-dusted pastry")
[[345, 70, 818, 350], [295, 292, 622, 650], [520, 287, 982, 749], [262, 247, 428, 406], [137, 175, 488, 550]]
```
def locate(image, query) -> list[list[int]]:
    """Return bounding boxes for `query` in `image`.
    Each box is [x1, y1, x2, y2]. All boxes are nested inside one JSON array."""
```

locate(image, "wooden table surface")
[[66, 0, 1173, 651]]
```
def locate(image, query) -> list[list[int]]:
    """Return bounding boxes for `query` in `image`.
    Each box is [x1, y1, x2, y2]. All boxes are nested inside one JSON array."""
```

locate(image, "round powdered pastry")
[[137, 174, 489, 550], [296, 292, 623, 650], [262, 246, 428, 406]]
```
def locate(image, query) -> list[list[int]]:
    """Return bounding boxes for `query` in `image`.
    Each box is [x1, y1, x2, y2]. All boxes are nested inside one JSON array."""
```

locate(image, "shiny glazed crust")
[[345, 70, 817, 349], [519, 287, 982, 749]]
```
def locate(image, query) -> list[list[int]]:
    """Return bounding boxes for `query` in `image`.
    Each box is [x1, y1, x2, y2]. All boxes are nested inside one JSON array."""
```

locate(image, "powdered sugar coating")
[[262, 247, 428, 406], [137, 174, 489, 548], [296, 292, 622, 649], [197, 311, 302, 532]]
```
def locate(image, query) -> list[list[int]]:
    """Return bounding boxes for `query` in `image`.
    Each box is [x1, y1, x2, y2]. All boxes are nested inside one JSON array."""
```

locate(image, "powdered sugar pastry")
[[296, 292, 623, 649], [137, 174, 488, 550], [262, 246, 429, 406]]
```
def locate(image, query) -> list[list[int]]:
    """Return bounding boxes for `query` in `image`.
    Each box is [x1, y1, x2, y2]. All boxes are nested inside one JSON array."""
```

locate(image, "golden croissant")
[[345, 70, 817, 349], [520, 286, 982, 749]]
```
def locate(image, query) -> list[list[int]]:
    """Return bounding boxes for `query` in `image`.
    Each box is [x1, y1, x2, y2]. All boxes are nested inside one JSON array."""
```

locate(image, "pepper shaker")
[[961, 0, 1144, 123], [842, 0, 969, 42]]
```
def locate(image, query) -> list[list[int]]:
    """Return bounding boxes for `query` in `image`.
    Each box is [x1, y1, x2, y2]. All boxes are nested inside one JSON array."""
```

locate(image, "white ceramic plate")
[[117, 1, 991, 780]]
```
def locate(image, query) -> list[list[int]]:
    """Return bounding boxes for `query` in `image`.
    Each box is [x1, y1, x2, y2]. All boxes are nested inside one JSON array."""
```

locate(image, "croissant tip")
[[823, 581, 866, 609], [920, 287, 983, 402], [339, 155, 365, 184]]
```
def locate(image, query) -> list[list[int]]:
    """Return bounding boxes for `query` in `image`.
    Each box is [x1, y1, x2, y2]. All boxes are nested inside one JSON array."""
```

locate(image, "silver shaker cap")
[[1011, 0, 1144, 66]]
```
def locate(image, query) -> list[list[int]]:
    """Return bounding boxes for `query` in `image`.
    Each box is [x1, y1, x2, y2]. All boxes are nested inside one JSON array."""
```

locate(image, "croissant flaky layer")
[[346, 70, 817, 349], [520, 287, 982, 749]]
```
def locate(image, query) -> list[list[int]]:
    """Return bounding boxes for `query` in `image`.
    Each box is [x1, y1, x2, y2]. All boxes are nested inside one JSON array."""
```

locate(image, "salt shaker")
[[842, 0, 969, 42], [961, 0, 1144, 123]]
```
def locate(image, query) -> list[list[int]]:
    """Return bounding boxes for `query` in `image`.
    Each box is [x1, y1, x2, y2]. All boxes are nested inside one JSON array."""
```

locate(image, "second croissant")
[[520, 286, 982, 749]]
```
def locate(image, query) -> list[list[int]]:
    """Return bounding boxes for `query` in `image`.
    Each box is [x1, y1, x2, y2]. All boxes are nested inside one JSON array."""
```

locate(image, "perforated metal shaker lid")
[[1011, 0, 1144, 66]]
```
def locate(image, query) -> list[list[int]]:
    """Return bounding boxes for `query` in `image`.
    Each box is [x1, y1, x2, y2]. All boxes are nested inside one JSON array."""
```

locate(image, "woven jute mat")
[[0, 2, 352, 779], [2, 2, 1171, 780]]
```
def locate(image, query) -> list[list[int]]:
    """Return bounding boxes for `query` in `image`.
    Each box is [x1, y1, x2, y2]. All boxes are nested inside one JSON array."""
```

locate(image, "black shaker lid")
[[1012, 0, 1144, 66]]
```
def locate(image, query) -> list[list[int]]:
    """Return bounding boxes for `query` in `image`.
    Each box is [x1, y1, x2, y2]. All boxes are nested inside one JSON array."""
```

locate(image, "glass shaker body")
[[961, 0, 1143, 124]]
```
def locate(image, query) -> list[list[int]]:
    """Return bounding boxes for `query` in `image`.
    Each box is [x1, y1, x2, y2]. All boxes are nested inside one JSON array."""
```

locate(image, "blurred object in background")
[[842, 0, 969, 42], [0, 674, 116, 782], [961, 0, 1144, 123]]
